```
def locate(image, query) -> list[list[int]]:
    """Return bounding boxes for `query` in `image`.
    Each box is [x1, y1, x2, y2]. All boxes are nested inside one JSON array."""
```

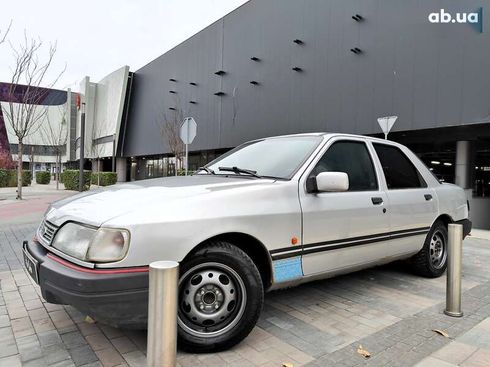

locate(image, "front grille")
[[38, 220, 59, 245]]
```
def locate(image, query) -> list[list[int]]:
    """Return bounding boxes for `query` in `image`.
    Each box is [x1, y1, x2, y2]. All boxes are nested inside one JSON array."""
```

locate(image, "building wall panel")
[[124, 0, 490, 157]]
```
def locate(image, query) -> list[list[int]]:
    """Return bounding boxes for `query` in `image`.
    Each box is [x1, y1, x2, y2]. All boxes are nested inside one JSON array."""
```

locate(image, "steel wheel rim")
[[429, 230, 446, 269], [178, 262, 247, 338]]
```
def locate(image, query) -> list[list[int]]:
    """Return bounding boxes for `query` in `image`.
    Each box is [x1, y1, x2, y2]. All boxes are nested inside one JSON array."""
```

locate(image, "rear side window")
[[310, 141, 378, 191], [373, 143, 427, 189]]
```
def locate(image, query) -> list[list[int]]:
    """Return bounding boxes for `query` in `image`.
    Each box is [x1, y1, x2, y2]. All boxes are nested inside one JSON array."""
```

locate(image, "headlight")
[[86, 228, 130, 262], [51, 223, 96, 260], [51, 223, 130, 263]]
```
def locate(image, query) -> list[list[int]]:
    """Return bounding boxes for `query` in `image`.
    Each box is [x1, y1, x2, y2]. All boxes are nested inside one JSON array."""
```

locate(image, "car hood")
[[46, 175, 276, 227]]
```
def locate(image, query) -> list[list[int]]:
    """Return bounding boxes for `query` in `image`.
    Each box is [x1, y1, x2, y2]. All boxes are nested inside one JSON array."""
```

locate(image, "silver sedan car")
[[23, 133, 471, 352]]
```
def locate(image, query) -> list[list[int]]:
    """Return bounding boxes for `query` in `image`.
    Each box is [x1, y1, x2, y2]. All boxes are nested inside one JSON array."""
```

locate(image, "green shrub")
[[91, 172, 118, 186], [177, 169, 196, 176], [62, 170, 91, 191], [6, 170, 16, 187], [0, 169, 31, 187], [0, 169, 8, 187], [36, 171, 51, 184], [22, 170, 32, 186]]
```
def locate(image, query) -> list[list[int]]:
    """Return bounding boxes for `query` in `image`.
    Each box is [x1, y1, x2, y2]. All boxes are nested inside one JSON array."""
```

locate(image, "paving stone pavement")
[[414, 317, 490, 367], [1, 222, 490, 366], [0, 183, 75, 226]]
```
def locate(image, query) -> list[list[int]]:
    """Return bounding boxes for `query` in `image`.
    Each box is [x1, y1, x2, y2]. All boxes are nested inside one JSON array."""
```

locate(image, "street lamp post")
[[79, 103, 86, 192]]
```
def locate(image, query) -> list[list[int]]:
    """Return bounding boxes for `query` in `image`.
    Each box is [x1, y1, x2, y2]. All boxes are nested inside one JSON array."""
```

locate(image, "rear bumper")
[[455, 219, 472, 239], [26, 240, 149, 329]]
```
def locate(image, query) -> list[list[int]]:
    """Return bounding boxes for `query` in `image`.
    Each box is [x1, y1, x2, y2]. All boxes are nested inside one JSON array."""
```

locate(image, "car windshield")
[[203, 136, 323, 179]]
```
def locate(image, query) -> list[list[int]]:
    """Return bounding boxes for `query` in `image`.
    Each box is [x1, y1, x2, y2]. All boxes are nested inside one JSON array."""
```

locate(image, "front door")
[[299, 138, 391, 277]]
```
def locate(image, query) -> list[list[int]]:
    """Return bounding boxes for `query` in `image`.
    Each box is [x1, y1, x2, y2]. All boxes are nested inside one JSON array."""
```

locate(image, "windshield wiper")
[[218, 166, 262, 178], [198, 167, 215, 175]]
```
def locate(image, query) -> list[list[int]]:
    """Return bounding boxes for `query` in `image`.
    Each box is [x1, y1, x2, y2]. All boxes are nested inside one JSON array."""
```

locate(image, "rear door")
[[299, 137, 392, 277], [371, 142, 438, 254]]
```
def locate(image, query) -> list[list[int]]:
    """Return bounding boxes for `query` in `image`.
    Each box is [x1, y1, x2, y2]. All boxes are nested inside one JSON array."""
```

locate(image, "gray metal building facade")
[[122, 0, 490, 228]]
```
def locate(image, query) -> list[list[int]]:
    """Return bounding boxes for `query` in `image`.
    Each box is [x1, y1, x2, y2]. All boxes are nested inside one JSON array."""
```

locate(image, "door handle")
[[424, 194, 433, 201], [371, 197, 383, 205]]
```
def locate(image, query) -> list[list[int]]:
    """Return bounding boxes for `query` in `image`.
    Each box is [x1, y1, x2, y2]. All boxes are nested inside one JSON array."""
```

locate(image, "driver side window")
[[310, 141, 378, 191]]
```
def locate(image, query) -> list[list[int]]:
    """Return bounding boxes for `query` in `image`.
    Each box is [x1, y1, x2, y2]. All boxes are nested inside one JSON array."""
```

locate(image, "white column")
[[116, 158, 127, 182], [91, 159, 101, 173], [455, 141, 471, 189]]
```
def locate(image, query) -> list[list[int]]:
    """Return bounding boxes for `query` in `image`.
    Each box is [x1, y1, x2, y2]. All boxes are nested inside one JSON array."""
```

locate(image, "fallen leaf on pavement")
[[357, 345, 371, 358], [282, 363, 294, 367], [84, 316, 96, 324], [432, 329, 449, 338]]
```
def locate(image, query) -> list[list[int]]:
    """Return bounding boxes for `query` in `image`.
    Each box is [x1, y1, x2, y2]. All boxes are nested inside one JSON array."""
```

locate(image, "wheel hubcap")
[[429, 231, 447, 269], [195, 284, 225, 312], [178, 262, 246, 337]]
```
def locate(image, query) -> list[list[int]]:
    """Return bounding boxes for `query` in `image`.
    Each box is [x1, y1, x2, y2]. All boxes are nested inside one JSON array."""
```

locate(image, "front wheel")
[[177, 241, 264, 352], [410, 220, 448, 277]]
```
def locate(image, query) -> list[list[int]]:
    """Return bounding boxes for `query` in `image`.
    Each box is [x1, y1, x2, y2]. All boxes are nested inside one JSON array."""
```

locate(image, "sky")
[[0, 0, 249, 91]]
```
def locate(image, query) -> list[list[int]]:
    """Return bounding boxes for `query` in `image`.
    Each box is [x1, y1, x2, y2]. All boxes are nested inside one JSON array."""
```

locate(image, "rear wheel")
[[177, 241, 264, 352], [410, 220, 448, 277]]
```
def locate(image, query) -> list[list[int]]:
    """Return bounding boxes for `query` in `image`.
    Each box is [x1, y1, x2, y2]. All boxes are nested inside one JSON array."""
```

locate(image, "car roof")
[[263, 132, 395, 144]]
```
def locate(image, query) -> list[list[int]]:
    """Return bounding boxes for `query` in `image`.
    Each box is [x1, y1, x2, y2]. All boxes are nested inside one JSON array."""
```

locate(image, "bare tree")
[[156, 103, 185, 176], [165, 112, 185, 175], [3, 31, 65, 199], [40, 105, 68, 189], [0, 22, 13, 170], [0, 20, 12, 46]]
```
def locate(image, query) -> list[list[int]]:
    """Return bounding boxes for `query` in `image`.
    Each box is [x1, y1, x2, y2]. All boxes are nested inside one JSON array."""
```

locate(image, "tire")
[[410, 220, 448, 278], [177, 241, 264, 352]]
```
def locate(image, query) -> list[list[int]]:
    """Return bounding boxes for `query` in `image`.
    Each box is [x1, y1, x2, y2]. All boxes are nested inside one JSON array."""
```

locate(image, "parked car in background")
[[23, 133, 471, 351]]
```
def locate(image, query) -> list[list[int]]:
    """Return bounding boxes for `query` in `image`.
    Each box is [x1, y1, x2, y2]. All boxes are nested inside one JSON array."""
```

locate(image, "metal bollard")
[[444, 224, 464, 317], [147, 261, 179, 367]]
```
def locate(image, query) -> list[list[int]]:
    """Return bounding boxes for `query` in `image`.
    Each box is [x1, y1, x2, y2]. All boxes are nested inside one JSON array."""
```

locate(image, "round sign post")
[[179, 117, 197, 176]]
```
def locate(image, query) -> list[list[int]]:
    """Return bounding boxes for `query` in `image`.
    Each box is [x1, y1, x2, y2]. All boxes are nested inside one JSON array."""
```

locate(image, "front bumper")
[[455, 219, 472, 239], [25, 240, 149, 329]]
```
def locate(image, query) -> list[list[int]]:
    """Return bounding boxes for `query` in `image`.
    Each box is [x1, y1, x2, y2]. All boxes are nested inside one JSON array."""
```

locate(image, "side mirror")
[[307, 172, 349, 193]]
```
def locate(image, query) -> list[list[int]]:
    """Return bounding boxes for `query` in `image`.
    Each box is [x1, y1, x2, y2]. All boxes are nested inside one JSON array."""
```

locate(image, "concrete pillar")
[[455, 141, 472, 189], [91, 159, 102, 173], [116, 158, 127, 182]]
